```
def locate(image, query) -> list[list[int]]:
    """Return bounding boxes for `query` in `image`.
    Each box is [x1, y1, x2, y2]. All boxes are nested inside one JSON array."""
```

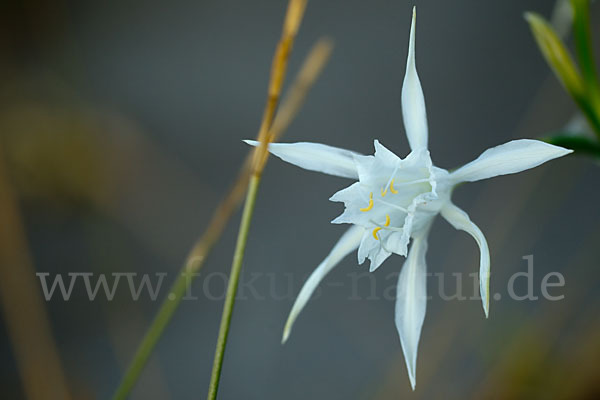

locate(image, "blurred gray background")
[[1, 0, 598, 399]]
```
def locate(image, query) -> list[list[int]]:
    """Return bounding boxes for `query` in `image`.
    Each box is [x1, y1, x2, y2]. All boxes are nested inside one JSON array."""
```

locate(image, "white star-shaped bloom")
[[246, 7, 571, 389]]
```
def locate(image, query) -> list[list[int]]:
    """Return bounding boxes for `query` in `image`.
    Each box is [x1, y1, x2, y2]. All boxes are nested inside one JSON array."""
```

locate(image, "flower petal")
[[244, 140, 360, 179], [395, 229, 430, 390], [450, 139, 572, 184], [374, 139, 402, 165], [441, 202, 490, 317], [282, 225, 364, 343], [401, 7, 428, 151], [356, 229, 392, 272]]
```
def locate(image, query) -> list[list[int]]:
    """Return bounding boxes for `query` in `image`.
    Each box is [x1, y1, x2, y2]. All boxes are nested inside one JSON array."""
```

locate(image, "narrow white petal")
[[441, 202, 490, 317], [401, 7, 428, 151], [282, 225, 364, 343], [395, 229, 429, 390], [450, 139, 572, 183], [244, 140, 360, 179]]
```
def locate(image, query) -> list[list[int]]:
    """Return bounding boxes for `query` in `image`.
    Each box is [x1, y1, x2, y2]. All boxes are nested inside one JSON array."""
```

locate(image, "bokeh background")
[[1, 0, 599, 399]]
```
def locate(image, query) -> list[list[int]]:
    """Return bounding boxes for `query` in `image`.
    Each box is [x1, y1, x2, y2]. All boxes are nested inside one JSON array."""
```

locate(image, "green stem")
[[207, 174, 261, 400], [112, 270, 191, 400]]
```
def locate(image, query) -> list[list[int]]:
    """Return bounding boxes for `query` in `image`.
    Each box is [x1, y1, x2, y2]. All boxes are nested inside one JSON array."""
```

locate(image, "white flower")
[[246, 7, 571, 390]]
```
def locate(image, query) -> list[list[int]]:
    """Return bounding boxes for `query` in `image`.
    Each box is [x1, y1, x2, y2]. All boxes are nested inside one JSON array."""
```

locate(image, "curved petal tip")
[[282, 320, 292, 344]]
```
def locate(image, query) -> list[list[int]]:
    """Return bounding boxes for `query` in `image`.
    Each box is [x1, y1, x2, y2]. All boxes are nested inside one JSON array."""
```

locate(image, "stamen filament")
[[383, 161, 401, 194], [369, 219, 404, 233], [394, 177, 429, 186], [373, 229, 394, 253], [386, 177, 429, 195], [379, 237, 393, 253], [372, 214, 396, 240], [375, 198, 408, 213]]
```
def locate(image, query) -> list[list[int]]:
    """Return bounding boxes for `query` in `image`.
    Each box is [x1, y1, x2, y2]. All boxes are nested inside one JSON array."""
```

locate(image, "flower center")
[[359, 176, 433, 241]]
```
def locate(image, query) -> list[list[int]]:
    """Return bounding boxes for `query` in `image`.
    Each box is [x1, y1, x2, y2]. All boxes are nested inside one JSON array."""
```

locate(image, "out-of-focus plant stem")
[[111, 158, 251, 400], [527, 1, 600, 148], [571, 0, 600, 140], [571, 0, 600, 101], [0, 146, 71, 400], [526, 11, 600, 137], [112, 5, 333, 398]]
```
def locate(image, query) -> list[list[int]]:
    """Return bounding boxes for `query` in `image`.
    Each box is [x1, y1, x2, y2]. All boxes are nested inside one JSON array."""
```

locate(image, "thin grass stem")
[[112, 8, 331, 398], [206, 173, 260, 400]]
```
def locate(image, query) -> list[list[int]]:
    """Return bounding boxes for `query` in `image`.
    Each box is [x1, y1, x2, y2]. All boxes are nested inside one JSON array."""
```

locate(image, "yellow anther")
[[372, 227, 382, 240], [390, 179, 398, 194], [360, 193, 374, 212], [381, 186, 388, 197], [384, 214, 390, 227]]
